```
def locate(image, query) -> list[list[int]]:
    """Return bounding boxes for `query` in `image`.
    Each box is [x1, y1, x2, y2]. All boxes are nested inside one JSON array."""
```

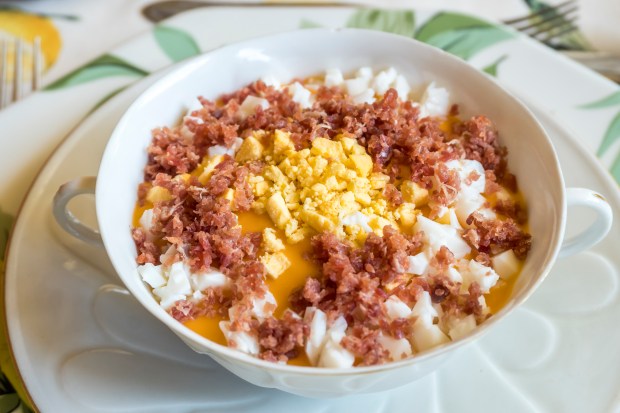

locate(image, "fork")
[[0, 36, 42, 109], [503, 0, 590, 50]]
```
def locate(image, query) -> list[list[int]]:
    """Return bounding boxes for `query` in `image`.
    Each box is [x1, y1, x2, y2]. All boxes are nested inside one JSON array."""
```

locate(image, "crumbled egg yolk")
[[238, 129, 427, 246]]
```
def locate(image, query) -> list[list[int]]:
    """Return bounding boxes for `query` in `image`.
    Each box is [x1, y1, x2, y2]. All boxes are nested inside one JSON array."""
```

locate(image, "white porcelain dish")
[[50, 28, 613, 397]]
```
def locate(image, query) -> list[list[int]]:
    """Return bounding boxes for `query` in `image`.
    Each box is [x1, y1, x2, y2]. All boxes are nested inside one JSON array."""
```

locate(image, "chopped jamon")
[[494, 199, 527, 224], [457, 115, 506, 175], [342, 326, 389, 365], [465, 212, 532, 258], [145, 127, 200, 181], [134, 76, 531, 367], [384, 183, 403, 206], [132, 228, 159, 265], [258, 312, 308, 362]]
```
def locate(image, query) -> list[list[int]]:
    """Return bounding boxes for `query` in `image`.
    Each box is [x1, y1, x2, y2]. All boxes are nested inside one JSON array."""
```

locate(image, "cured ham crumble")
[[132, 67, 531, 367]]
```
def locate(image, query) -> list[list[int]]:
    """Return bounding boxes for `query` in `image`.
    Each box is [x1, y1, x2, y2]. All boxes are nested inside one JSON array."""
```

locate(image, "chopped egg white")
[[344, 77, 370, 96], [324, 68, 344, 87], [288, 82, 313, 109], [410, 291, 437, 325], [415, 215, 471, 259], [251, 292, 277, 321], [371, 67, 397, 95], [219, 321, 260, 355], [384, 295, 412, 320], [190, 269, 231, 291], [407, 252, 429, 276], [261, 75, 281, 89], [459, 259, 500, 294], [340, 211, 373, 233], [394, 75, 411, 100], [207, 137, 243, 158], [139, 209, 155, 234], [418, 82, 450, 118], [180, 116, 204, 140], [237, 95, 269, 120], [447, 314, 477, 340], [305, 307, 327, 366], [352, 88, 376, 104], [492, 249, 521, 280], [152, 262, 193, 309], [356, 67, 373, 79], [138, 263, 166, 289], [317, 316, 354, 368], [377, 333, 412, 361]]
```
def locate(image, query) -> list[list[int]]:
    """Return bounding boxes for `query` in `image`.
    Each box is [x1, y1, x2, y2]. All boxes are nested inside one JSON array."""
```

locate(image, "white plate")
[[4, 61, 620, 412]]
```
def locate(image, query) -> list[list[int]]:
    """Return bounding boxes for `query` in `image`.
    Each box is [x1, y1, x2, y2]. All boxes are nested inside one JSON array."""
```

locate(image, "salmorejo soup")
[[131, 67, 531, 368]]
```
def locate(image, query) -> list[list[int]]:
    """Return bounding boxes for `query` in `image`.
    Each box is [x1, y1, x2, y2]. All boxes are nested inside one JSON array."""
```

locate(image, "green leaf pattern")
[[346, 9, 416, 37], [44, 54, 148, 90], [153, 26, 201, 63], [579, 90, 620, 181]]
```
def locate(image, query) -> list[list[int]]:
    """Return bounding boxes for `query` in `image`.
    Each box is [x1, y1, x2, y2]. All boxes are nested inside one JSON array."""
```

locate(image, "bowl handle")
[[52, 176, 103, 246], [559, 188, 613, 258]]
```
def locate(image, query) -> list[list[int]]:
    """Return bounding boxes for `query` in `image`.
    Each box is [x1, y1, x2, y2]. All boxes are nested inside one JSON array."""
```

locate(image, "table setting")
[[0, 0, 618, 412]]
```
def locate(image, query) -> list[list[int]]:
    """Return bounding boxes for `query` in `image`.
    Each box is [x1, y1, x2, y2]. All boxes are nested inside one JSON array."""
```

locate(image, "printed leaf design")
[[596, 112, 620, 157], [45, 54, 148, 90], [88, 86, 127, 115], [0, 208, 13, 260], [611, 150, 620, 183], [346, 9, 416, 37], [415, 13, 514, 59], [299, 19, 322, 29], [579, 91, 620, 109], [482, 55, 508, 77], [154, 26, 200, 62]]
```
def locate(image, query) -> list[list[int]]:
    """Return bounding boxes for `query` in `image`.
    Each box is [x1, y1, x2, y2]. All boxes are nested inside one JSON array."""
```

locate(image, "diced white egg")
[[139, 209, 155, 234], [410, 320, 450, 352], [410, 291, 437, 326], [407, 252, 429, 275], [305, 307, 327, 366], [492, 249, 520, 280], [138, 263, 166, 289], [356, 67, 373, 79], [478, 295, 490, 316], [344, 77, 370, 96], [324, 68, 344, 87], [190, 269, 231, 291], [317, 316, 354, 368], [251, 291, 277, 321], [237, 95, 269, 120], [185, 98, 203, 116], [446, 266, 463, 283], [191, 290, 204, 302], [153, 261, 193, 309], [159, 245, 178, 265], [207, 137, 244, 158], [394, 75, 411, 100], [448, 209, 462, 229], [414, 215, 471, 259], [454, 193, 486, 226], [459, 259, 500, 294], [447, 314, 477, 340], [288, 82, 313, 109], [384, 295, 412, 320], [340, 211, 373, 233], [445, 159, 486, 196], [219, 321, 260, 355], [418, 82, 450, 118], [180, 115, 204, 140], [371, 67, 397, 95], [261, 75, 281, 89], [352, 88, 376, 104], [377, 333, 412, 361], [318, 338, 355, 368]]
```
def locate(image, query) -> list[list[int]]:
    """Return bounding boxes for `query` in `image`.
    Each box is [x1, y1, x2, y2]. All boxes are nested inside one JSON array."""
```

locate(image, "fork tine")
[[13, 37, 23, 103], [32, 36, 42, 91], [526, 12, 578, 39], [503, 0, 577, 26], [0, 39, 6, 109], [540, 21, 580, 46], [511, 4, 578, 34]]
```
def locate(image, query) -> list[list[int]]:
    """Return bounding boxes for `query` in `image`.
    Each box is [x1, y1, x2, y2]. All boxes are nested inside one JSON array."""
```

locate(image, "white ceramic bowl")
[[53, 28, 612, 398]]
